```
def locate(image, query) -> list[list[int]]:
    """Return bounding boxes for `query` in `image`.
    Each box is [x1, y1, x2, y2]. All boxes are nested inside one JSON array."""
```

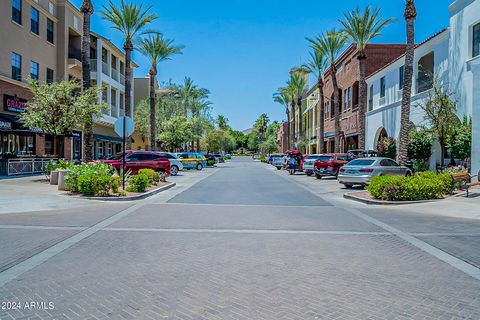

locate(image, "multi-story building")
[[366, 0, 480, 173], [366, 30, 449, 168], [301, 86, 320, 154], [320, 44, 407, 154], [277, 122, 289, 153], [0, 0, 135, 174]]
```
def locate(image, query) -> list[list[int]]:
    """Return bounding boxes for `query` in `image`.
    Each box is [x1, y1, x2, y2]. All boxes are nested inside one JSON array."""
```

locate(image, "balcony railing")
[[68, 47, 81, 61], [111, 69, 119, 81], [379, 96, 386, 106], [90, 59, 97, 72], [120, 74, 125, 85], [111, 105, 118, 118], [102, 62, 110, 76], [417, 78, 433, 94]]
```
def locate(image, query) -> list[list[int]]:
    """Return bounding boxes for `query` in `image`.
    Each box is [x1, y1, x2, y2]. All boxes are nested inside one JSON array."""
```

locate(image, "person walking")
[[289, 155, 297, 175]]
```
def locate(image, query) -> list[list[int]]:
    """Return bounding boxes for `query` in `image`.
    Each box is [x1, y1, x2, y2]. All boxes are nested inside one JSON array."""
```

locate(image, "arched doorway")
[[374, 127, 388, 147]]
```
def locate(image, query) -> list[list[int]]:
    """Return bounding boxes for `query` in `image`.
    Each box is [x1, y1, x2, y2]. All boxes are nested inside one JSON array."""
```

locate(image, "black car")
[[203, 153, 217, 166]]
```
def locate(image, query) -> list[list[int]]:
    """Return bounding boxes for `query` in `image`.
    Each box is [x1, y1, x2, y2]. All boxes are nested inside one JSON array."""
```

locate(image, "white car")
[[158, 152, 184, 176]]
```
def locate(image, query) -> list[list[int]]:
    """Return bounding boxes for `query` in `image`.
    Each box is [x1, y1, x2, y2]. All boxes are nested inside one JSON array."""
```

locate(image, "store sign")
[[3, 95, 27, 113], [72, 131, 82, 138], [0, 119, 11, 130]]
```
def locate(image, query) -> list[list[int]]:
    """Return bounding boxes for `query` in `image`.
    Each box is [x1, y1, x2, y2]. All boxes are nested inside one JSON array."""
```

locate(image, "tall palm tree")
[[273, 88, 291, 149], [340, 6, 393, 151], [308, 29, 347, 153], [287, 72, 307, 149], [101, 0, 158, 148], [137, 34, 183, 151], [398, 0, 417, 164], [304, 49, 327, 154], [80, 0, 94, 161]]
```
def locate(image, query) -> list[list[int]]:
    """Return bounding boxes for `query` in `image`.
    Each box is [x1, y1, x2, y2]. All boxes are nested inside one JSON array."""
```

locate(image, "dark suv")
[[101, 151, 171, 175]]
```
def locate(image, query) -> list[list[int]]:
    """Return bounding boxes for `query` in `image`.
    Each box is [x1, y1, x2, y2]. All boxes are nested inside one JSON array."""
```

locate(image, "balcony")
[[111, 104, 118, 118], [120, 74, 125, 85], [379, 96, 386, 106], [102, 62, 110, 76], [90, 59, 98, 72], [111, 69, 119, 82], [68, 47, 82, 70], [417, 77, 433, 94]]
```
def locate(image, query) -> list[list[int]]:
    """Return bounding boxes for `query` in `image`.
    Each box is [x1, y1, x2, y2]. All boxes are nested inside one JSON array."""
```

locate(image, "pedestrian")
[[289, 155, 296, 175]]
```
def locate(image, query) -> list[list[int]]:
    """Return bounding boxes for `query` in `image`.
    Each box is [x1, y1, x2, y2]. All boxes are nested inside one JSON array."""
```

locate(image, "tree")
[[398, 0, 417, 164], [137, 34, 183, 151], [308, 29, 347, 153], [259, 136, 279, 154], [304, 48, 327, 153], [202, 128, 235, 152], [254, 113, 270, 142], [286, 72, 307, 149], [273, 89, 291, 149], [21, 80, 104, 158], [416, 81, 459, 168], [230, 130, 247, 149], [101, 0, 158, 148], [340, 6, 393, 151], [80, 0, 94, 161], [447, 117, 472, 166], [158, 115, 193, 152], [216, 115, 230, 131]]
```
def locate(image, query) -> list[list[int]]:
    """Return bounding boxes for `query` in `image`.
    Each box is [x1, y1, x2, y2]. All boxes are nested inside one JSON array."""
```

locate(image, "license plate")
[[319, 168, 325, 172], [346, 170, 357, 174]]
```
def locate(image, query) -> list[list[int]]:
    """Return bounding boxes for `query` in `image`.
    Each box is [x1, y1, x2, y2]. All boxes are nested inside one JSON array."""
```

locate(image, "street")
[[1, 157, 480, 320]]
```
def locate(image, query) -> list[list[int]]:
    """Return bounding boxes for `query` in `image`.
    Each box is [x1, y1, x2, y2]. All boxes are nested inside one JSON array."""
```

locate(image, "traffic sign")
[[114, 116, 135, 137]]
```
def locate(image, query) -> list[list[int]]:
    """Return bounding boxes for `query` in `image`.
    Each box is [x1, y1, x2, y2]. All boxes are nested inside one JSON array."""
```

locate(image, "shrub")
[[127, 173, 150, 192], [407, 130, 433, 160], [65, 163, 115, 193], [367, 172, 451, 201], [138, 168, 160, 185], [376, 137, 397, 159], [412, 159, 430, 173], [259, 155, 266, 162]]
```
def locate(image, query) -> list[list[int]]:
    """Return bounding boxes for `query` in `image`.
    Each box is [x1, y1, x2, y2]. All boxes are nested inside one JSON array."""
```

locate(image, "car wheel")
[[344, 184, 353, 189], [196, 163, 203, 171], [315, 174, 322, 180], [170, 165, 179, 176], [276, 166, 281, 170], [306, 172, 313, 177], [405, 171, 412, 177]]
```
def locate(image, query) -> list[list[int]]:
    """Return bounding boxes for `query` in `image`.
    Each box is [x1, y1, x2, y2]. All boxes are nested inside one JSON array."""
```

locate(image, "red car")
[[101, 151, 171, 175], [313, 154, 349, 179]]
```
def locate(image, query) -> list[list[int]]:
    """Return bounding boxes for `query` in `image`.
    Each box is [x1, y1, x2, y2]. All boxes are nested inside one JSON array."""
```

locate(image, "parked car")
[[313, 154, 349, 179], [225, 154, 232, 159], [157, 152, 184, 176], [268, 154, 283, 167], [303, 154, 327, 176], [214, 153, 225, 163], [285, 151, 308, 173], [204, 153, 217, 166], [101, 151, 171, 175], [338, 157, 412, 188], [270, 154, 285, 170], [346, 149, 378, 161], [178, 152, 205, 170]]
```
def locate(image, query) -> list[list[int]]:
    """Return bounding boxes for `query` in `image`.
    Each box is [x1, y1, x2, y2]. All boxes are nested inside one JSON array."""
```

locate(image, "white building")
[[366, 0, 480, 172], [89, 32, 136, 159], [448, 0, 480, 174]]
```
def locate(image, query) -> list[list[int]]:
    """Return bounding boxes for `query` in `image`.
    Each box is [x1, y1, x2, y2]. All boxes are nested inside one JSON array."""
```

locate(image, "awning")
[[94, 134, 123, 143], [324, 131, 343, 138], [346, 132, 359, 138], [0, 113, 21, 131]]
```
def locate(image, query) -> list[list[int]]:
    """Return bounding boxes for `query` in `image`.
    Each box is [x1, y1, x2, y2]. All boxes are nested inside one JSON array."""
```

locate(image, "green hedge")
[[65, 163, 117, 195], [367, 172, 451, 201], [127, 173, 150, 192], [138, 168, 160, 185]]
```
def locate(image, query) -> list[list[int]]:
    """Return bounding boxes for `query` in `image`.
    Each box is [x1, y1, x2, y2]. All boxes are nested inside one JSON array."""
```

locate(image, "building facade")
[[0, 0, 134, 174], [277, 122, 289, 153]]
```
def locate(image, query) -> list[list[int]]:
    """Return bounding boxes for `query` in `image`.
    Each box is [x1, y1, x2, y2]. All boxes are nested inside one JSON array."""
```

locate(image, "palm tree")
[[398, 0, 417, 164], [273, 89, 291, 149], [308, 29, 347, 153], [101, 0, 158, 148], [304, 49, 327, 154], [340, 6, 393, 151], [137, 34, 183, 151], [80, 0, 94, 161], [287, 72, 307, 149]]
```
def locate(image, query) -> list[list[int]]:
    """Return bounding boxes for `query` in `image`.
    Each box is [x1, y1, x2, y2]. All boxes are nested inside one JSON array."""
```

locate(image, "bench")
[[451, 172, 480, 197]]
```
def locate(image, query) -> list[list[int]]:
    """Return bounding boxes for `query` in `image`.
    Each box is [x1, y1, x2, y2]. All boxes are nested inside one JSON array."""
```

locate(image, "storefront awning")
[[94, 134, 123, 143], [0, 114, 20, 131]]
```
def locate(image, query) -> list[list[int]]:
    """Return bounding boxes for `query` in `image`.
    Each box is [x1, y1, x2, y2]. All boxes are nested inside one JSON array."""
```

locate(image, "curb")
[[343, 191, 443, 205], [77, 182, 177, 202]]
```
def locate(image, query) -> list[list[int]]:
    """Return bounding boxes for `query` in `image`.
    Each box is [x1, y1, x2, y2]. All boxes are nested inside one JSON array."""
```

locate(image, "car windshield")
[[348, 159, 376, 166], [315, 156, 334, 162], [108, 152, 124, 160]]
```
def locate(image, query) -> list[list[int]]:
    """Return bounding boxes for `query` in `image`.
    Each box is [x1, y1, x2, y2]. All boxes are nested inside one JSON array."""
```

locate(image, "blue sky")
[[70, 0, 453, 130]]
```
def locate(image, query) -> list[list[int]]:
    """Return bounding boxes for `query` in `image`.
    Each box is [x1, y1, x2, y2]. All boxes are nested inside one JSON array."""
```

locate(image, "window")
[[368, 85, 373, 110], [380, 77, 386, 98], [399, 65, 405, 88], [473, 23, 480, 58], [47, 18, 54, 44], [46, 68, 54, 84], [30, 7, 39, 34], [30, 61, 39, 80], [11, 52, 22, 81], [343, 87, 352, 111], [73, 16, 78, 30], [48, 2, 54, 14], [12, 0, 22, 24], [417, 52, 434, 93]]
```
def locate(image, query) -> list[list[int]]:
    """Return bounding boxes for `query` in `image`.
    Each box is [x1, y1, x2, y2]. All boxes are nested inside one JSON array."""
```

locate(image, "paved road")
[[0, 157, 480, 320]]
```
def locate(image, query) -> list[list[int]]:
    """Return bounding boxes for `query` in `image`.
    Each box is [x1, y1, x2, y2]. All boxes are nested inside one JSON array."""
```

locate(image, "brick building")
[[321, 44, 407, 153], [277, 122, 289, 153]]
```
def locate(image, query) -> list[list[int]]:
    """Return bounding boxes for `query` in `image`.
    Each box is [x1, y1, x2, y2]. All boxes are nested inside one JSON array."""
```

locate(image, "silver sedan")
[[338, 157, 412, 188]]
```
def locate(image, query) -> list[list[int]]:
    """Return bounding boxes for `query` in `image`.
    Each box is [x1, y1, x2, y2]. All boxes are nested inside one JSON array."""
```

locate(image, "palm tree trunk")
[[149, 68, 156, 151], [124, 40, 134, 150], [290, 100, 296, 149], [318, 78, 325, 154], [297, 98, 303, 144], [81, 0, 93, 161], [285, 110, 290, 151], [358, 54, 367, 151], [331, 68, 341, 153], [398, 1, 417, 165]]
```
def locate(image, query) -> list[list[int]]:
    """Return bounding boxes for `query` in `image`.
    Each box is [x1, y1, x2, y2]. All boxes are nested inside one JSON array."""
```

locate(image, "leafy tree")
[[340, 6, 393, 150], [415, 81, 460, 167], [447, 117, 472, 164], [216, 115, 230, 131], [202, 129, 235, 152], [273, 89, 291, 149], [158, 115, 193, 152], [230, 130, 247, 150], [376, 137, 397, 159], [407, 129, 433, 172], [137, 34, 183, 150], [259, 136, 280, 154], [21, 80, 104, 158]]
